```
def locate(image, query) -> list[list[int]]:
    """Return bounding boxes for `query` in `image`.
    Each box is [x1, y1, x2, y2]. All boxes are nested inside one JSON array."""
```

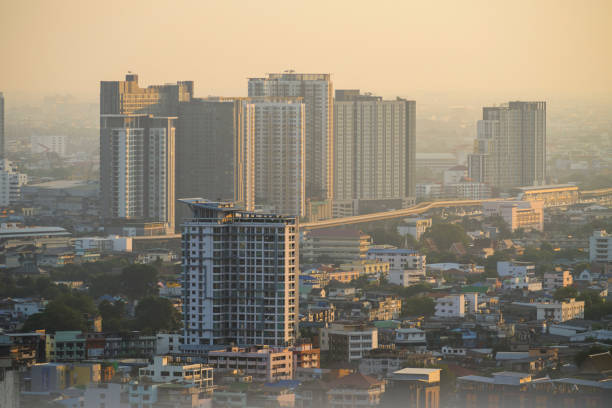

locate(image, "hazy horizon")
[[1, 0, 611, 103]]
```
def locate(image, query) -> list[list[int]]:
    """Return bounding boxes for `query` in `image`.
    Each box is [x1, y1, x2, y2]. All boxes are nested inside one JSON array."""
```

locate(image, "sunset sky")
[[1, 0, 611, 101]]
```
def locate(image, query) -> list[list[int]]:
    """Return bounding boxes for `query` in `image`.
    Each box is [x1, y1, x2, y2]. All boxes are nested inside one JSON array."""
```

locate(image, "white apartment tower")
[[243, 98, 305, 217], [181, 199, 298, 347], [334, 90, 416, 201], [468, 101, 546, 189], [248, 72, 333, 202], [100, 115, 176, 231]]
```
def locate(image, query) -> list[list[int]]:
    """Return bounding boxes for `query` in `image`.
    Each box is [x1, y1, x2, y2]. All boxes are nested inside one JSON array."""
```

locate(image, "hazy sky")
[[1, 0, 611, 101]]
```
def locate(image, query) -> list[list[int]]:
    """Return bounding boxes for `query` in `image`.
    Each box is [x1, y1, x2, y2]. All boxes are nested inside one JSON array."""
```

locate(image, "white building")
[[248, 72, 333, 203], [30, 135, 67, 156], [503, 276, 543, 292], [100, 115, 176, 232], [245, 98, 305, 217], [497, 261, 535, 278], [367, 248, 425, 273], [535, 299, 584, 322], [181, 199, 298, 347], [388, 269, 424, 287], [320, 322, 378, 362], [334, 91, 416, 201], [483, 200, 544, 232], [73, 235, 133, 253], [0, 159, 27, 206], [415, 183, 442, 200], [435, 295, 465, 318], [139, 356, 213, 389], [589, 230, 612, 264]]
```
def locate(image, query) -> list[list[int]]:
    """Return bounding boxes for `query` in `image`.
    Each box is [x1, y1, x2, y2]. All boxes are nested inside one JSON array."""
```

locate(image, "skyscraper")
[[100, 115, 176, 231], [248, 72, 333, 204], [175, 97, 252, 228], [468, 101, 546, 189], [100, 74, 191, 233], [334, 90, 416, 207], [0, 92, 4, 158], [181, 198, 298, 347], [245, 97, 305, 217]]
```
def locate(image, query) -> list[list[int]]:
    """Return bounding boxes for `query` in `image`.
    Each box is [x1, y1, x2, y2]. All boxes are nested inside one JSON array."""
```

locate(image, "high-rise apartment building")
[[468, 101, 546, 189], [245, 97, 305, 217], [248, 72, 333, 203], [100, 74, 193, 233], [0, 159, 27, 207], [175, 98, 252, 227], [334, 90, 416, 203], [181, 199, 298, 347], [0, 92, 4, 158], [100, 114, 176, 231]]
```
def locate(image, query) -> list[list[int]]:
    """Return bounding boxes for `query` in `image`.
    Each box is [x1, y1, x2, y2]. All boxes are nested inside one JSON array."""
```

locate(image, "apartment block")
[[302, 228, 372, 263], [334, 90, 416, 202], [320, 322, 378, 362], [543, 270, 573, 290], [100, 114, 177, 233], [0, 159, 27, 207], [366, 248, 426, 273], [434, 295, 465, 318], [181, 199, 298, 347], [468, 101, 546, 190], [207, 345, 293, 382], [248, 72, 333, 203], [483, 200, 544, 232], [138, 355, 213, 389], [589, 230, 612, 264]]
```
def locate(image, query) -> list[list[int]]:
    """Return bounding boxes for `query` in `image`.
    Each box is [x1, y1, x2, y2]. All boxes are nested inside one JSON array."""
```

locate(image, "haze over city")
[[1, 0, 611, 101], [0, 1, 611, 408]]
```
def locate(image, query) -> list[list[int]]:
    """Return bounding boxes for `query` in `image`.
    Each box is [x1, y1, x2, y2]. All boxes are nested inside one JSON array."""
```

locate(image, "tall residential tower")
[[181, 199, 298, 347], [100, 74, 192, 233], [248, 72, 333, 205], [334, 90, 416, 212], [468, 101, 546, 189]]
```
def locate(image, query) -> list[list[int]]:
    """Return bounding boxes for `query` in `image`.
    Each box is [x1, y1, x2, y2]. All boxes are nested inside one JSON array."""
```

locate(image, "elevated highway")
[[300, 187, 612, 231]]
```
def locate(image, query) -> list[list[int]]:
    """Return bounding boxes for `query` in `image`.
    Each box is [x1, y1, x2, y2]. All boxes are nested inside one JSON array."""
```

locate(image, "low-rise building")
[[536, 299, 585, 322], [589, 230, 612, 264], [543, 270, 573, 290], [434, 295, 465, 318], [384, 368, 441, 408], [320, 322, 378, 362], [483, 200, 544, 232], [394, 327, 426, 350], [138, 355, 213, 389], [389, 269, 425, 287], [503, 276, 543, 292], [207, 346, 293, 382], [397, 218, 432, 241], [366, 248, 425, 273], [302, 228, 372, 263], [497, 261, 535, 278]]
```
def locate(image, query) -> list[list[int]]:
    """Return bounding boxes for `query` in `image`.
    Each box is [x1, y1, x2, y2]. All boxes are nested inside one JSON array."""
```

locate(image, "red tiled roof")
[[330, 372, 382, 389]]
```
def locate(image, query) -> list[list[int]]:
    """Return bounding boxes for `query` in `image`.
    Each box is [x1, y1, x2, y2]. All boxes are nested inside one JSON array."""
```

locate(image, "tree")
[[421, 223, 469, 252], [98, 300, 127, 332], [120, 264, 159, 299], [134, 297, 182, 333], [553, 286, 578, 301], [22, 292, 97, 332], [402, 297, 435, 317]]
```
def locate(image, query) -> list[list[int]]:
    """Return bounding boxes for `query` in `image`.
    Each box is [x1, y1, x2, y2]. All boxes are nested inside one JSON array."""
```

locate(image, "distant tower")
[[99, 74, 193, 233], [248, 72, 333, 204], [468, 101, 546, 189]]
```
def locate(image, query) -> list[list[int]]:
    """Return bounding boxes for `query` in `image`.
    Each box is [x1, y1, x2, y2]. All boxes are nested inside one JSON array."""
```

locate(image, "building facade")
[[589, 230, 612, 264], [0, 159, 27, 207], [468, 101, 546, 190], [334, 90, 416, 202], [181, 199, 298, 347], [100, 114, 176, 232], [483, 200, 544, 232], [248, 72, 333, 204], [0, 92, 4, 157]]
